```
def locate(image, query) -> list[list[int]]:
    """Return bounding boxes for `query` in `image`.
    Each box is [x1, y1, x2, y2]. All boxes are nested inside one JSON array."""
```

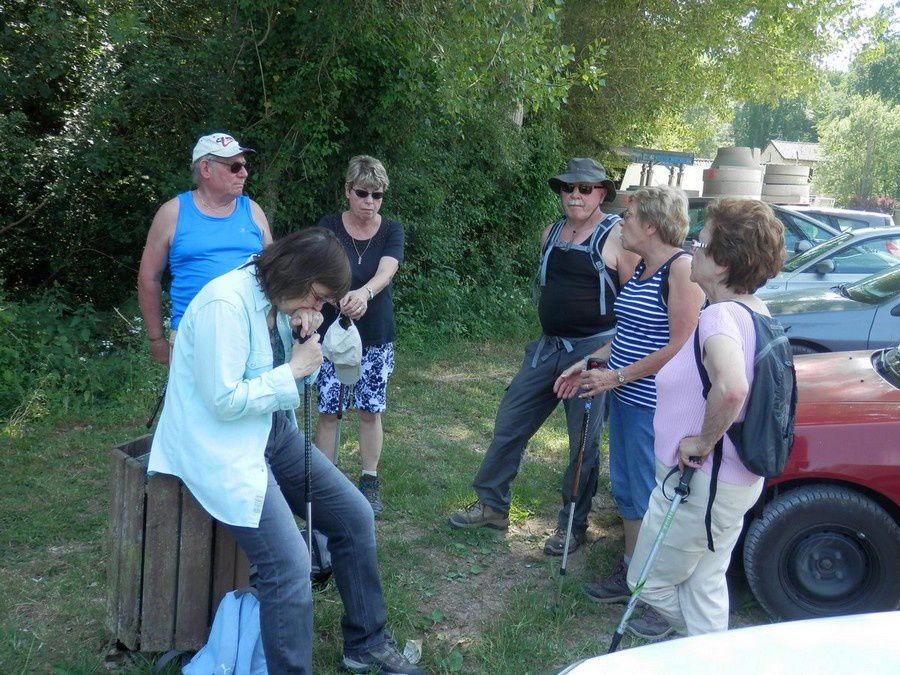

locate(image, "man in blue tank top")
[[138, 132, 273, 365], [450, 158, 640, 555]]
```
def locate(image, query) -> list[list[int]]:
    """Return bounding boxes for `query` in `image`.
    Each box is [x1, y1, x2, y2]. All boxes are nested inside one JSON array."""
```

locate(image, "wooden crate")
[[107, 435, 250, 652]]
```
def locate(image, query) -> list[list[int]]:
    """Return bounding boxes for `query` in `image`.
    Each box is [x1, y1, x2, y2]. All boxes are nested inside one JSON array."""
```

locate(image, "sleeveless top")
[[537, 217, 619, 337], [608, 252, 688, 408], [168, 192, 264, 329]]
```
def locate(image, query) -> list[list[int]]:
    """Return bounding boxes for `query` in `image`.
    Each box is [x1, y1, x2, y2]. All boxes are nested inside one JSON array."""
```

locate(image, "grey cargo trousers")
[[473, 331, 612, 532]]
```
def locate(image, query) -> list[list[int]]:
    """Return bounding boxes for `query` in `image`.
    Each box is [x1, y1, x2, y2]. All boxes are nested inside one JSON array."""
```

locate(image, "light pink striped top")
[[653, 302, 762, 486]]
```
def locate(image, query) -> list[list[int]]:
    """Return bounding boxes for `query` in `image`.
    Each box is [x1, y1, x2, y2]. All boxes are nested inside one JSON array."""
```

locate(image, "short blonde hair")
[[629, 186, 690, 247], [345, 155, 389, 191]]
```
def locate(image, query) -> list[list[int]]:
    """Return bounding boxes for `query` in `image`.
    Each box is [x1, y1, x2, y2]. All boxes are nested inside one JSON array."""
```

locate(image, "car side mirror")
[[891, 304, 900, 317], [795, 240, 813, 254], [813, 259, 835, 275]]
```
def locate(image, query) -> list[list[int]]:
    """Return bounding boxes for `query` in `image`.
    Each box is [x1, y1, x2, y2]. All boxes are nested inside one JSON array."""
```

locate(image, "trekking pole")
[[560, 357, 604, 576], [303, 375, 313, 562], [333, 384, 346, 465], [607, 458, 700, 654], [146, 381, 167, 429]]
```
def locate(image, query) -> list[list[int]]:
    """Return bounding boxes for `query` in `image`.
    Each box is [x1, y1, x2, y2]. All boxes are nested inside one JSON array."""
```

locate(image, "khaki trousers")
[[627, 460, 762, 635]]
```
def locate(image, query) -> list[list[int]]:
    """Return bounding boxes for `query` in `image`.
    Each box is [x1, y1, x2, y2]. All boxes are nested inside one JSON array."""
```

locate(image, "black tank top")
[[538, 228, 618, 337]]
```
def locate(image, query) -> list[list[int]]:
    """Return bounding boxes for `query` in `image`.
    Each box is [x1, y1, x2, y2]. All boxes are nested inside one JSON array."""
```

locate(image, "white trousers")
[[627, 460, 763, 635]]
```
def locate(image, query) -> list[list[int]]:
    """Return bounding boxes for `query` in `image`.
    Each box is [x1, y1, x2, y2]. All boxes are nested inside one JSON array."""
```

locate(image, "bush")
[[0, 289, 161, 427]]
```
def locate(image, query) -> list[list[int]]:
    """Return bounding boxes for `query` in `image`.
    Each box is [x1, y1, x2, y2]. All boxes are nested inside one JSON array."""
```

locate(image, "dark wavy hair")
[[254, 228, 351, 304], [704, 199, 786, 294]]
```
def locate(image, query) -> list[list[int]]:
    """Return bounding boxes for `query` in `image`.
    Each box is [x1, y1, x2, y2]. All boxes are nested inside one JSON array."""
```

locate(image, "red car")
[[742, 346, 900, 620]]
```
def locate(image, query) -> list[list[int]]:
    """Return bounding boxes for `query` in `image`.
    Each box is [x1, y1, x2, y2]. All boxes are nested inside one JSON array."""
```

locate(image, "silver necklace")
[[350, 235, 373, 265]]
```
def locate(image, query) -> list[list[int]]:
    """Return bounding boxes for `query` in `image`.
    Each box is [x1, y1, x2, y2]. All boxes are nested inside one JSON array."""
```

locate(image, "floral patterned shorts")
[[315, 342, 395, 414]]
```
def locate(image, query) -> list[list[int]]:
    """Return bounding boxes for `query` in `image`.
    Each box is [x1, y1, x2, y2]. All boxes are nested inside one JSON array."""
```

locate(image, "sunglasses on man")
[[209, 158, 249, 174], [351, 188, 384, 200], [559, 183, 600, 195]]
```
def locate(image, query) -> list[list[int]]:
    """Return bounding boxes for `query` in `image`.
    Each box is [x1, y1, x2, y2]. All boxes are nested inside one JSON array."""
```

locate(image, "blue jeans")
[[224, 412, 387, 673], [608, 395, 656, 520]]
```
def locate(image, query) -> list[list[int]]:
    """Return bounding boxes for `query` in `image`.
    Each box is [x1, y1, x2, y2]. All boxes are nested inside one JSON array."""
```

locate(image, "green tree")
[[814, 94, 900, 203], [559, 0, 853, 160], [846, 32, 900, 105], [732, 99, 818, 149]]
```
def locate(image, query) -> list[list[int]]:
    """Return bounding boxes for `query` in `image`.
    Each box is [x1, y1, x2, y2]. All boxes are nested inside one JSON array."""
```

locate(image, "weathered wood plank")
[[174, 485, 213, 650], [106, 448, 127, 639], [116, 454, 146, 650], [140, 473, 180, 651], [211, 522, 238, 610]]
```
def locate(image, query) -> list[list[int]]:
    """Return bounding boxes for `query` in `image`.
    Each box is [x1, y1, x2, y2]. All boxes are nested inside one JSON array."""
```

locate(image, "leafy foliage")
[[733, 98, 818, 149], [559, 0, 853, 158], [814, 94, 900, 203]]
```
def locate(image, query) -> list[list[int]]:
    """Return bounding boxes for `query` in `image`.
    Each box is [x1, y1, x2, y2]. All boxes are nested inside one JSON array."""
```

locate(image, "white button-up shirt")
[[148, 264, 303, 527]]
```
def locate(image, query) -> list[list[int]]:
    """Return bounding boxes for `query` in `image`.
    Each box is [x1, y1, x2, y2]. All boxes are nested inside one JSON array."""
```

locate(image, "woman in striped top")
[[554, 185, 705, 636]]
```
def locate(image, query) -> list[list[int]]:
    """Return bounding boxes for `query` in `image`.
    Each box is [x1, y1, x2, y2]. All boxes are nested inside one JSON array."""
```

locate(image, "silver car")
[[757, 227, 900, 298], [764, 265, 900, 355]]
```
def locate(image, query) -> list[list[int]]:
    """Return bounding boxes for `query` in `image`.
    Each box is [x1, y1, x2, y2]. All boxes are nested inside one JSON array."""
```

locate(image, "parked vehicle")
[[742, 345, 900, 621], [764, 265, 900, 355], [559, 612, 900, 674], [757, 227, 900, 298], [686, 197, 842, 258], [787, 205, 895, 231]]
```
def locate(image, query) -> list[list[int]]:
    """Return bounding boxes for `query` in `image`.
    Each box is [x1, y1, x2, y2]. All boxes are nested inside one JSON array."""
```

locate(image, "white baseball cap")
[[191, 133, 255, 163], [323, 317, 362, 386]]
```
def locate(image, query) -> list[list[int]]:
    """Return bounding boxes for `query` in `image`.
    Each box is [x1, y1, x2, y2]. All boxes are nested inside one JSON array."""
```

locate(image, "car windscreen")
[[783, 232, 854, 272], [872, 345, 900, 390], [844, 265, 900, 303]]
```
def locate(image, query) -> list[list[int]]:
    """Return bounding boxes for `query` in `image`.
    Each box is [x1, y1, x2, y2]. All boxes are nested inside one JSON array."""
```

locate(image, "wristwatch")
[[615, 370, 627, 385], [364, 285, 375, 300]]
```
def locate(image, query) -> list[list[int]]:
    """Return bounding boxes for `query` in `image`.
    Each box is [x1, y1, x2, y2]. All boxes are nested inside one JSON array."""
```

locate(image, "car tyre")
[[743, 485, 900, 620]]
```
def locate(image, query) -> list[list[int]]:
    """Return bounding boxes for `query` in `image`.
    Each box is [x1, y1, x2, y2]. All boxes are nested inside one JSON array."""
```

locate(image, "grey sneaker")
[[342, 638, 426, 674], [448, 501, 509, 530], [627, 604, 676, 640], [543, 526, 587, 556], [359, 475, 384, 519], [584, 555, 630, 603]]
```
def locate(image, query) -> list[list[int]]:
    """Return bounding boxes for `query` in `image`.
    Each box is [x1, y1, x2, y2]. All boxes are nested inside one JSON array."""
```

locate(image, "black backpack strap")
[[694, 321, 719, 550], [153, 649, 190, 674], [704, 440, 723, 552], [693, 327, 712, 397], [660, 250, 690, 307]]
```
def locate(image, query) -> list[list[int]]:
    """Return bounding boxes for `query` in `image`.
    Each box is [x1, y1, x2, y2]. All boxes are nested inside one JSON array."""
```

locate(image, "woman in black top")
[[315, 155, 404, 518]]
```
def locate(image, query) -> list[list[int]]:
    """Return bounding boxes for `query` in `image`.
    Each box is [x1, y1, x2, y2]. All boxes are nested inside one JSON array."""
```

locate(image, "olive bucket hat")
[[548, 157, 617, 203]]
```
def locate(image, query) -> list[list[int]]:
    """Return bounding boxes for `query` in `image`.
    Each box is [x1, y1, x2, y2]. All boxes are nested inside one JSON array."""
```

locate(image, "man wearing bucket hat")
[[450, 158, 639, 555], [138, 132, 273, 366]]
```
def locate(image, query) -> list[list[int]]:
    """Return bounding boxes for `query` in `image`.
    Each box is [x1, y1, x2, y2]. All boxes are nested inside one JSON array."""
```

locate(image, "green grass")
[[0, 338, 767, 673]]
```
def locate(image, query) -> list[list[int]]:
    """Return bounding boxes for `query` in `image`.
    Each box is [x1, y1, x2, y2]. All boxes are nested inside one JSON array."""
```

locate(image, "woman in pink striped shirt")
[[625, 199, 786, 638]]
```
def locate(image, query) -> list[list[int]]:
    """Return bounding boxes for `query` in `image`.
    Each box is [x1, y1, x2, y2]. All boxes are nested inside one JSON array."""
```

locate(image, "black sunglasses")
[[352, 188, 384, 200], [209, 158, 249, 174], [560, 183, 598, 195]]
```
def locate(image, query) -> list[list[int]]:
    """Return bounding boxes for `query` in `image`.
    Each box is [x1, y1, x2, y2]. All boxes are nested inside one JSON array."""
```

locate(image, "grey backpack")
[[694, 301, 798, 550]]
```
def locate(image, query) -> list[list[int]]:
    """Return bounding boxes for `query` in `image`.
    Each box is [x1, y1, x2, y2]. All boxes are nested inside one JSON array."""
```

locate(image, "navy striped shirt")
[[608, 254, 685, 408]]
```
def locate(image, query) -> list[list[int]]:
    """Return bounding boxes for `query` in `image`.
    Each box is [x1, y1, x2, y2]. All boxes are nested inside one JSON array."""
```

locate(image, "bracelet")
[[364, 285, 375, 300]]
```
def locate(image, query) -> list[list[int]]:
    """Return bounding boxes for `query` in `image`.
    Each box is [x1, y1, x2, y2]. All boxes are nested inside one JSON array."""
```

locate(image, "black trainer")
[[342, 638, 426, 674]]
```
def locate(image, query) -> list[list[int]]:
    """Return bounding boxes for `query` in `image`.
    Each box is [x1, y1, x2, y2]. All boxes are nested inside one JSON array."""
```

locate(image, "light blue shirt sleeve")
[[192, 298, 301, 421]]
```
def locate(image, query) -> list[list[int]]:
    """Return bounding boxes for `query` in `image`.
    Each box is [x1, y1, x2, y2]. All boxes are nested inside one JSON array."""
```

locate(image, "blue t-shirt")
[[168, 192, 264, 329]]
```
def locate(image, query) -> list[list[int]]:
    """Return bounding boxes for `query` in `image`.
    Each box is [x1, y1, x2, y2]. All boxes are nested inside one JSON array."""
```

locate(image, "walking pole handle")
[[586, 357, 605, 370], [676, 456, 701, 497]]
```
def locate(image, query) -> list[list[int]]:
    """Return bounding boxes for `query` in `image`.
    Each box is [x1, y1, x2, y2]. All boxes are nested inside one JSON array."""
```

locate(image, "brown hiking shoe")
[[627, 604, 676, 640], [448, 501, 509, 530], [543, 526, 587, 556], [358, 474, 383, 519], [584, 556, 630, 603]]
